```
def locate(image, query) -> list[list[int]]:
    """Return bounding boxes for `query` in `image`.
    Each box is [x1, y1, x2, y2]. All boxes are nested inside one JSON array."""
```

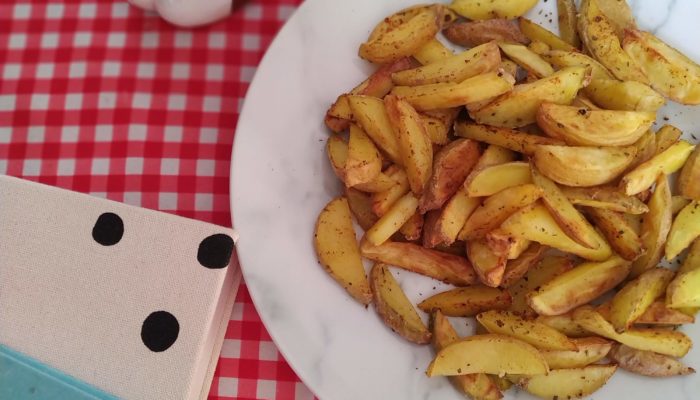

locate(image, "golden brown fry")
[[498, 42, 554, 78], [345, 187, 379, 231], [347, 95, 402, 164], [562, 186, 648, 214], [610, 267, 675, 332], [464, 162, 532, 197], [443, 19, 528, 48], [398, 211, 423, 241], [467, 239, 508, 288], [655, 124, 683, 154], [630, 175, 672, 278], [537, 313, 590, 337], [477, 310, 577, 350], [634, 300, 695, 325], [449, 0, 538, 20], [556, 0, 580, 47], [371, 168, 409, 216], [366, 192, 419, 246], [678, 145, 700, 200], [666, 201, 700, 260], [455, 122, 563, 155], [539, 337, 612, 369], [485, 229, 531, 260], [542, 50, 613, 80], [519, 17, 577, 52], [419, 287, 511, 317], [500, 243, 547, 288], [423, 190, 480, 247], [585, 79, 665, 112], [534, 144, 637, 187], [514, 364, 617, 399], [345, 124, 382, 187], [509, 256, 574, 318], [413, 39, 453, 65], [609, 344, 695, 377], [586, 207, 645, 261], [621, 138, 694, 196]]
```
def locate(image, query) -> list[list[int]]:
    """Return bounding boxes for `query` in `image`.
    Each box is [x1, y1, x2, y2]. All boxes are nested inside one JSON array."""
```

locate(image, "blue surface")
[[0, 344, 118, 400]]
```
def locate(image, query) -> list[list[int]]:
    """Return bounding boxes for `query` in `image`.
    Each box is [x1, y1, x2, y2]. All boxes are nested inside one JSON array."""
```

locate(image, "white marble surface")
[[231, 1, 700, 399]]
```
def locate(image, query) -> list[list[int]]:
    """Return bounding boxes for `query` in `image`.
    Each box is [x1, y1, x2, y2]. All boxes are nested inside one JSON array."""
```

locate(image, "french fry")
[[667, 268, 700, 309], [371, 168, 409, 216], [454, 122, 563, 155], [475, 144, 518, 168], [345, 188, 379, 231], [449, 0, 538, 20], [467, 239, 508, 288], [485, 229, 531, 260], [500, 243, 547, 287], [498, 42, 554, 78], [514, 364, 617, 399], [419, 287, 511, 317], [509, 256, 574, 317], [413, 39, 453, 65], [634, 300, 695, 325], [586, 207, 645, 261], [366, 193, 419, 246], [585, 79, 665, 112], [628, 129, 657, 169], [345, 124, 382, 187], [347, 95, 402, 164], [477, 310, 577, 350], [620, 141, 695, 196], [423, 190, 480, 247], [539, 337, 612, 369], [527, 256, 630, 315], [556, 0, 580, 47], [594, 0, 636, 39], [542, 50, 612, 80], [678, 146, 700, 200], [469, 66, 591, 128], [519, 17, 577, 52], [630, 175, 672, 278], [666, 201, 700, 260], [561, 185, 649, 214], [533, 144, 637, 187], [655, 124, 683, 154], [528, 40, 551, 56], [609, 344, 695, 377], [464, 162, 532, 197], [609, 267, 675, 332], [398, 211, 423, 241], [420, 108, 460, 145], [537, 313, 589, 337], [443, 19, 528, 48], [360, 239, 476, 286], [327, 135, 349, 181]]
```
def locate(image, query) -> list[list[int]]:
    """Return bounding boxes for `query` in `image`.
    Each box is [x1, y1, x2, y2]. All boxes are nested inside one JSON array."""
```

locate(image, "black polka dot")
[[141, 311, 179, 352], [92, 212, 124, 246], [197, 234, 234, 269]]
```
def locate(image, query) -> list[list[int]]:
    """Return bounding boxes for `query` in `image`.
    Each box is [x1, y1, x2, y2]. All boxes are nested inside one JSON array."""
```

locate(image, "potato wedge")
[[361, 239, 476, 286], [500, 243, 547, 287], [678, 145, 700, 200], [667, 268, 700, 309], [460, 184, 543, 241], [595, 0, 636, 40], [353, 172, 398, 193], [370, 263, 431, 343], [500, 202, 613, 261], [431, 311, 503, 400], [449, 0, 537, 20], [666, 201, 700, 260], [498, 42, 554, 78], [391, 71, 515, 111], [466, 239, 507, 287], [556, 0, 580, 47], [427, 334, 549, 377], [518, 17, 577, 52], [314, 197, 372, 305], [528, 40, 551, 56], [345, 124, 382, 187], [573, 306, 692, 357], [419, 287, 511, 317], [610, 267, 675, 332], [420, 139, 481, 213], [485, 229, 532, 260], [359, 7, 440, 64], [455, 122, 564, 155], [347, 95, 402, 164], [586, 207, 645, 261], [366, 193, 419, 246], [623, 29, 700, 105], [622, 140, 695, 195], [634, 300, 695, 325], [542, 50, 613, 80], [443, 19, 528, 48], [509, 256, 574, 317], [345, 188, 379, 231], [528, 256, 630, 315], [392, 42, 501, 86], [628, 129, 657, 169], [327, 135, 349, 181], [540, 337, 613, 369], [470, 66, 591, 128], [413, 39, 453, 65], [630, 175, 672, 278], [533, 144, 636, 187], [367, 5, 431, 42], [424, 190, 480, 247], [385, 94, 433, 195], [561, 185, 649, 214], [537, 313, 589, 338], [475, 144, 518, 168], [515, 364, 617, 399], [536, 103, 654, 146], [609, 344, 695, 377], [464, 162, 532, 197], [371, 168, 410, 216], [578, 0, 648, 83], [586, 79, 665, 112], [532, 166, 604, 249], [478, 310, 577, 350], [398, 211, 423, 240]]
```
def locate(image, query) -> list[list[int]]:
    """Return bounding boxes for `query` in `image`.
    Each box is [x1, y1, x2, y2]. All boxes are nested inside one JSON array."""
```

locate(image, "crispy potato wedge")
[[623, 29, 700, 105], [609, 344, 695, 377], [679, 237, 700, 275], [634, 300, 695, 325], [371, 168, 410, 216], [532, 166, 604, 249], [475, 144, 518, 168], [666, 201, 700, 260], [347, 95, 402, 164], [360, 7, 440, 64], [518, 17, 577, 52], [578, 0, 649, 83], [427, 334, 549, 377], [398, 211, 423, 240], [327, 135, 349, 181], [385, 94, 433, 195], [470, 66, 591, 128], [443, 19, 528, 48], [413, 39, 453, 65], [500, 243, 547, 288], [367, 5, 431, 42], [467, 239, 508, 287], [431, 312, 503, 400], [449, 0, 537, 20], [573, 306, 692, 357], [543, 50, 613, 80], [537, 313, 589, 338], [536, 103, 654, 146], [500, 202, 613, 261], [345, 124, 382, 187], [540, 337, 613, 369], [361, 239, 476, 286], [533, 144, 636, 187], [478, 310, 577, 350], [527, 256, 630, 315], [345, 188, 379, 231], [586, 79, 665, 112], [621, 141, 695, 196], [392, 42, 501, 86], [464, 162, 532, 197], [667, 268, 700, 309], [485, 229, 532, 260], [509, 256, 574, 317], [629, 129, 657, 169], [586, 207, 645, 261], [678, 145, 700, 200], [514, 364, 617, 399], [455, 122, 564, 155], [460, 184, 543, 240], [354, 172, 398, 193], [561, 185, 649, 214], [595, 0, 636, 39], [314, 197, 372, 305], [420, 287, 511, 317], [420, 139, 481, 213], [370, 263, 431, 343], [424, 190, 481, 247], [366, 193, 419, 245], [630, 175, 672, 278], [556, 0, 580, 47], [420, 108, 460, 145], [392, 71, 515, 111], [610, 267, 675, 332], [498, 42, 554, 78]]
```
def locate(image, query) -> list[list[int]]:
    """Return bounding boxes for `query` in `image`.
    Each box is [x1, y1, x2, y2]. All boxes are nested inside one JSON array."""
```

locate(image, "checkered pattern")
[[0, 1, 313, 399]]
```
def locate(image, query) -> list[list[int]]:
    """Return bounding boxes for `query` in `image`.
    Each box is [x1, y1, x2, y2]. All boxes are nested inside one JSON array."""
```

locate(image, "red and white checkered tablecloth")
[[0, 1, 312, 399]]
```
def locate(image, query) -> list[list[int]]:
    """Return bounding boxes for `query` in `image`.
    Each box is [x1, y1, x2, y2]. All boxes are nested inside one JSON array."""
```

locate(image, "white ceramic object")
[[232, 1, 700, 399], [128, 0, 231, 27]]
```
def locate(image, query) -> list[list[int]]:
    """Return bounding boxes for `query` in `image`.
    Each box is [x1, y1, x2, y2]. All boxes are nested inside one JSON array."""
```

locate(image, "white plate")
[[231, 1, 700, 399]]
